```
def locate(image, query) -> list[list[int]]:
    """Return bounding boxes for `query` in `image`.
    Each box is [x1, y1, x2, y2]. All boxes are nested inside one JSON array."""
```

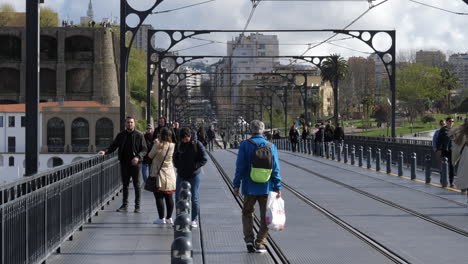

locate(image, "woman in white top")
[[148, 127, 176, 224]]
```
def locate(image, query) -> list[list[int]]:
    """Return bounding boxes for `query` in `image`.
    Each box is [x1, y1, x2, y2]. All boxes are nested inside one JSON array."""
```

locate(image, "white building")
[[179, 66, 204, 97], [449, 53, 468, 94], [0, 101, 118, 184]]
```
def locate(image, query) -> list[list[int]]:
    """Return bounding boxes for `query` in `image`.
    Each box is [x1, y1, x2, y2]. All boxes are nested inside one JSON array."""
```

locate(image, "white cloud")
[[2, 0, 467, 57]]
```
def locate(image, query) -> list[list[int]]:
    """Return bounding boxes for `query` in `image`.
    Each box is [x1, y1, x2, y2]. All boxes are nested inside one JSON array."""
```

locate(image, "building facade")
[[415, 50, 446, 68], [449, 53, 468, 95], [0, 27, 119, 106], [134, 24, 154, 52]]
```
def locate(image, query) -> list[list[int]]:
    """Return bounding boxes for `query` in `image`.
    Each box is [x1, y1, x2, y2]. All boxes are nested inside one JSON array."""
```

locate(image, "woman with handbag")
[[147, 127, 176, 224], [450, 118, 468, 194]]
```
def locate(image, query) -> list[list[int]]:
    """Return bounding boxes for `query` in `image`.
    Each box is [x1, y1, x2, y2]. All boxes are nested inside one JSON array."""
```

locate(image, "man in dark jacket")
[[333, 124, 345, 141], [207, 127, 215, 151], [142, 124, 154, 184], [98, 117, 147, 213], [437, 117, 455, 187], [152, 116, 167, 142], [289, 124, 300, 152], [174, 127, 208, 228]]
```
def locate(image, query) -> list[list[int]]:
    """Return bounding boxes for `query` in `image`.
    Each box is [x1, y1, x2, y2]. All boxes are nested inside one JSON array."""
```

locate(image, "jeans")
[[242, 195, 268, 246], [121, 163, 141, 208], [142, 163, 151, 183], [176, 173, 200, 221], [208, 140, 214, 151]]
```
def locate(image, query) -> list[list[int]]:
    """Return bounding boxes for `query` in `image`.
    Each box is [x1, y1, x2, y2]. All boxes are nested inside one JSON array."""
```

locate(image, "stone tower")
[[87, 0, 94, 21]]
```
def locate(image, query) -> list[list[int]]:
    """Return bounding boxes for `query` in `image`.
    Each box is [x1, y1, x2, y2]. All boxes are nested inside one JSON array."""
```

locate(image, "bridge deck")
[[46, 149, 468, 264]]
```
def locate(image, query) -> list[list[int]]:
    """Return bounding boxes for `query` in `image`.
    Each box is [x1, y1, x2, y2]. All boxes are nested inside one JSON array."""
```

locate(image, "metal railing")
[[1, 153, 121, 264], [272, 137, 440, 172]]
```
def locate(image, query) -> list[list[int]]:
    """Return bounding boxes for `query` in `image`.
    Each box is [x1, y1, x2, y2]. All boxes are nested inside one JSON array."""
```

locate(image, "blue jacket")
[[432, 129, 440, 150], [233, 135, 282, 195]]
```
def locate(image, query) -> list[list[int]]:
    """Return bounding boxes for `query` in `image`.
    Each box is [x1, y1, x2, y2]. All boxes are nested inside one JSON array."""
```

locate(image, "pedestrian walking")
[[207, 126, 215, 151], [333, 123, 345, 141], [174, 127, 208, 228], [432, 120, 446, 151], [152, 116, 167, 142], [148, 127, 176, 225], [302, 125, 310, 140], [141, 124, 154, 185], [289, 124, 300, 152], [437, 117, 456, 187], [171, 121, 180, 148], [197, 126, 208, 147], [98, 117, 147, 213], [449, 118, 468, 192], [233, 120, 282, 253]]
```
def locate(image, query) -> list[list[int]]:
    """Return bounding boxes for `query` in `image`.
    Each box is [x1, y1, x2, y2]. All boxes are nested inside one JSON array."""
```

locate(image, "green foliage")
[[0, 4, 15, 26], [136, 119, 146, 132], [128, 47, 156, 113], [421, 115, 436, 123], [40, 7, 58, 27], [397, 63, 445, 122]]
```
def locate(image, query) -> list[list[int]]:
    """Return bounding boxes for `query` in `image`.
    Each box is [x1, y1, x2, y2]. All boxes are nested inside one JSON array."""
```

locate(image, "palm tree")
[[440, 68, 459, 111], [320, 54, 348, 126]]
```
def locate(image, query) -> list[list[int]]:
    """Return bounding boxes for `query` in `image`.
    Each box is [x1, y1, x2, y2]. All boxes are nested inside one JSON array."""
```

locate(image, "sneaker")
[[134, 207, 140, 213], [153, 218, 166, 224], [256, 244, 267, 253], [166, 218, 173, 225], [191, 220, 198, 228], [116, 205, 128, 212], [246, 242, 256, 253]]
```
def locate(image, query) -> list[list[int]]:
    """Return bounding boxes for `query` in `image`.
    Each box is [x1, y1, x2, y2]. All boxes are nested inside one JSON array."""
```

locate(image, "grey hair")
[[250, 120, 265, 135]]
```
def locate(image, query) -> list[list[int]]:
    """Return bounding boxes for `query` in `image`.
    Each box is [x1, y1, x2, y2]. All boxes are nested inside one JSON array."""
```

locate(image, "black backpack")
[[247, 139, 273, 183]]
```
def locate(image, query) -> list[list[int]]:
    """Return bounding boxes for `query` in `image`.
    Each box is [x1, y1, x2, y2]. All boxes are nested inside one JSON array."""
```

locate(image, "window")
[[8, 116, 15, 127], [71, 118, 89, 152], [258, 44, 266, 49], [47, 118, 65, 152], [0, 116, 3, 127], [21, 116, 25, 127], [95, 118, 114, 150], [8, 156, 14, 167], [8, 137, 15, 152]]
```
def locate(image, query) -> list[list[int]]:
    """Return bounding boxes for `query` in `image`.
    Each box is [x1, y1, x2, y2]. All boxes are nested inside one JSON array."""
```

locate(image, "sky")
[[3, 0, 467, 61]]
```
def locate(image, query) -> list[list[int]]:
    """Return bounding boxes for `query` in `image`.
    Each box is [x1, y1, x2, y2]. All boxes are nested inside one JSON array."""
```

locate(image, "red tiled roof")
[[0, 101, 106, 113]]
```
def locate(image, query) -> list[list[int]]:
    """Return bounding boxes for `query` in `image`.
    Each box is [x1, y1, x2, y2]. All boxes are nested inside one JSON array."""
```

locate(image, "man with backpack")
[[233, 120, 282, 253], [174, 127, 208, 228]]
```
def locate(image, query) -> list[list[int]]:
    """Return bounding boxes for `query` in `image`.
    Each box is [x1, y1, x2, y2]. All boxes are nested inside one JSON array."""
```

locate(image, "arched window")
[[95, 118, 114, 150], [8, 156, 14, 167], [71, 118, 89, 152], [47, 118, 65, 152], [47, 157, 63, 168]]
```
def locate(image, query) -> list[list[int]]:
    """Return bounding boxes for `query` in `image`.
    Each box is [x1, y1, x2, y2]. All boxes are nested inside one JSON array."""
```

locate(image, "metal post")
[[120, 0, 127, 131], [269, 96, 273, 133], [386, 149, 392, 174], [344, 144, 348, 164], [358, 146, 363, 167], [398, 151, 403, 176], [376, 148, 381, 172], [390, 32, 396, 138], [331, 142, 336, 160], [424, 155, 432, 184], [25, 0, 40, 176], [410, 153, 417, 180], [366, 147, 372, 169], [440, 157, 448, 188], [351, 145, 355, 165], [284, 85, 288, 137], [337, 143, 342, 161], [304, 74, 308, 125], [146, 48, 152, 125]]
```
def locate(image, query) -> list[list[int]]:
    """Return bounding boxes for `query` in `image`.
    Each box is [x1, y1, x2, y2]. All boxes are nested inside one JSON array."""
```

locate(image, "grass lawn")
[[350, 113, 452, 136]]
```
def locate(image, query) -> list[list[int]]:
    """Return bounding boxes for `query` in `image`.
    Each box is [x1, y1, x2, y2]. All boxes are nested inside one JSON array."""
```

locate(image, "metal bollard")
[[424, 154, 432, 184], [344, 144, 349, 164], [410, 153, 417, 180], [386, 149, 392, 174], [171, 237, 193, 264], [337, 143, 342, 162], [181, 181, 191, 190], [174, 213, 192, 240], [331, 143, 336, 160], [376, 148, 381, 172], [176, 200, 191, 216], [358, 146, 363, 167], [440, 157, 448, 188], [397, 151, 403, 176], [351, 145, 356, 165], [366, 147, 372, 169]]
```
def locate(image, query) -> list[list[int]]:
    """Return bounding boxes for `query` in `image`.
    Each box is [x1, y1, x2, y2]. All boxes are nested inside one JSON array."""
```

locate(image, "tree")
[[320, 54, 348, 126], [0, 4, 15, 26], [397, 63, 445, 132], [40, 7, 58, 27], [439, 67, 459, 111]]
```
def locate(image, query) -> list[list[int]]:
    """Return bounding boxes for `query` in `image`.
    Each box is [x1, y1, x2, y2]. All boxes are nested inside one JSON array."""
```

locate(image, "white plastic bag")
[[265, 191, 286, 231]]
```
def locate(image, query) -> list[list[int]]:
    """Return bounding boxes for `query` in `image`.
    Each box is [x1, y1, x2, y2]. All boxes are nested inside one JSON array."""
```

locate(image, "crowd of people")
[[284, 123, 345, 152], [432, 117, 468, 190], [97, 116, 282, 253]]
